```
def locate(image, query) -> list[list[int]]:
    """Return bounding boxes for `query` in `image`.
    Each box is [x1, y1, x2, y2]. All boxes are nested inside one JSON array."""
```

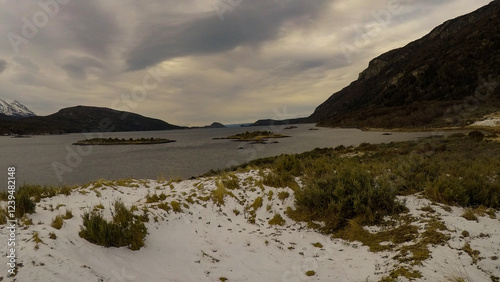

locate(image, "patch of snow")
[[0, 98, 36, 117], [471, 117, 500, 127]]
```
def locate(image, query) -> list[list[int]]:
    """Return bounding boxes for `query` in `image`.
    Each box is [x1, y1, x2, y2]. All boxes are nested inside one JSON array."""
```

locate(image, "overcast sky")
[[0, 0, 491, 126]]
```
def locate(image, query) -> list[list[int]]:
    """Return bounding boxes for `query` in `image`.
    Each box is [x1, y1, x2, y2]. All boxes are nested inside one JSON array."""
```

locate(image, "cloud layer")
[[0, 0, 491, 125]]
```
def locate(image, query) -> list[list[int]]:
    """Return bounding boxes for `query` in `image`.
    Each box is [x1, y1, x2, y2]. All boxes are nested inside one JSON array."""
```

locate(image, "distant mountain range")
[[190, 122, 227, 129], [0, 99, 36, 118], [0, 105, 183, 135], [308, 0, 500, 128]]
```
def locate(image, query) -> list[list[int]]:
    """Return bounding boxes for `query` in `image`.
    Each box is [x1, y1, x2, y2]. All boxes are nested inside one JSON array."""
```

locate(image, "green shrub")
[[15, 187, 37, 218], [293, 163, 402, 232], [272, 155, 303, 177], [425, 162, 500, 208], [262, 171, 298, 190], [468, 130, 484, 140], [425, 175, 468, 206], [79, 200, 147, 250]]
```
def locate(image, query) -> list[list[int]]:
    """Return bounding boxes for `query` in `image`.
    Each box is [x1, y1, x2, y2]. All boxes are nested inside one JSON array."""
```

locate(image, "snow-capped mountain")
[[0, 98, 36, 117]]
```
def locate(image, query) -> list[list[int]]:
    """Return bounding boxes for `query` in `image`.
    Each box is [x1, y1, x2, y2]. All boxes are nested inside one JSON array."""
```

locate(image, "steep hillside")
[[0, 106, 183, 134], [310, 1, 500, 128]]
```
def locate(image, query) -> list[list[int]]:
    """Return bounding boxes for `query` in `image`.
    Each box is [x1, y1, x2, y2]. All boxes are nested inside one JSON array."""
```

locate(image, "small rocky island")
[[214, 131, 290, 144], [73, 137, 176, 145]]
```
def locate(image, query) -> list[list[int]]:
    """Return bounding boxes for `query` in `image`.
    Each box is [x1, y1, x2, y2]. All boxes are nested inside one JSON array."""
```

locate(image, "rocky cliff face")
[[310, 1, 500, 128]]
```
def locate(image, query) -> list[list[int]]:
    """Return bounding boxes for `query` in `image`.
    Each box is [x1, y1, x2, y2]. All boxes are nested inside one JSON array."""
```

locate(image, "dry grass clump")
[[268, 214, 286, 226], [51, 215, 64, 230], [211, 179, 233, 206]]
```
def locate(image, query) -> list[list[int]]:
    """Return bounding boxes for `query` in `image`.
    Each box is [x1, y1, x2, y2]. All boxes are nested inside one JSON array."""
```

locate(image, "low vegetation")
[[205, 132, 500, 278], [268, 214, 286, 226], [79, 200, 148, 250], [223, 131, 290, 142], [0, 184, 75, 218], [216, 134, 500, 234], [73, 137, 176, 145], [51, 215, 64, 230]]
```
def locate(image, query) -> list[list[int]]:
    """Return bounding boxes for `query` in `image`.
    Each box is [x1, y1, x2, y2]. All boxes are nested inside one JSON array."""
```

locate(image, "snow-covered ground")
[[1, 171, 499, 281], [471, 117, 500, 127]]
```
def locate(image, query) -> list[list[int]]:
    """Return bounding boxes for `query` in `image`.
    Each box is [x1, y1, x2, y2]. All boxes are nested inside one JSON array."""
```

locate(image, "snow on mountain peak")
[[0, 98, 36, 117]]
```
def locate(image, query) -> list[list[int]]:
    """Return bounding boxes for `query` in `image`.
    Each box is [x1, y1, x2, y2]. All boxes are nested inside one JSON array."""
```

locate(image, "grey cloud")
[[0, 59, 6, 73], [60, 56, 105, 80], [11, 0, 124, 60], [58, 1, 122, 57], [13, 56, 40, 71], [125, 0, 329, 70], [12, 72, 39, 86]]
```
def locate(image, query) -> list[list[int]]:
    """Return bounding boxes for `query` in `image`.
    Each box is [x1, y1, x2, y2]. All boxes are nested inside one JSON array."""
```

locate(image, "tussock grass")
[[171, 201, 182, 213], [268, 214, 286, 226], [278, 191, 289, 201], [21, 215, 33, 226], [267, 191, 274, 201], [32, 232, 43, 250], [157, 173, 166, 183], [462, 242, 481, 264], [146, 193, 168, 203], [62, 209, 73, 219], [461, 209, 478, 221], [157, 202, 170, 212], [249, 197, 263, 211], [51, 215, 64, 229], [211, 179, 237, 206]]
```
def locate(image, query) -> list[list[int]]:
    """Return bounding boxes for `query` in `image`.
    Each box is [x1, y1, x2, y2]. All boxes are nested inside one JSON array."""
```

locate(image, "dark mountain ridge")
[[309, 1, 500, 128], [0, 106, 184, 135]]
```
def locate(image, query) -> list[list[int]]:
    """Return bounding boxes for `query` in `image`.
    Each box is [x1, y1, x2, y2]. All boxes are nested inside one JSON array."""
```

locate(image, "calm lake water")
[[0, 124, 439, 188]]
